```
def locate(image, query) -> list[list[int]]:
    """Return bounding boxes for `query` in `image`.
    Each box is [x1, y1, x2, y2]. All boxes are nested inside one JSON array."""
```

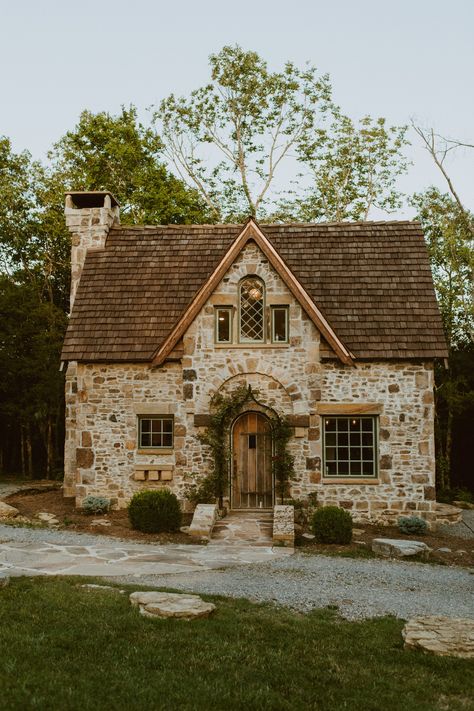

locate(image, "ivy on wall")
[[185, 385, 295, 508]]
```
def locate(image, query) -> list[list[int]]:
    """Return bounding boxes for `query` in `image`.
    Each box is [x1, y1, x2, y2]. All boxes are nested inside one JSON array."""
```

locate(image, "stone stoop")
[[209, 510, 274, 547], [188, 503, 218, 539], [434, 502, 463, 525]]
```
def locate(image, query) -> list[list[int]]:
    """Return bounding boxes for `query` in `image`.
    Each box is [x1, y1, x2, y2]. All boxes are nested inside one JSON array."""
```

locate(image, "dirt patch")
[[297, 522, 474, 567], [4, 489, 196, 545]]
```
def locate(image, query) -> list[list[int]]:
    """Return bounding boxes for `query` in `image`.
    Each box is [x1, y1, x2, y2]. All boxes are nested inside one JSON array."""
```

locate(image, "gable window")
[[271, 306, 289, 343], [239, 277, 265, 343], [138, 416, 174, 449], [215, 307, 232, 343], [323, 416, 377, 478]]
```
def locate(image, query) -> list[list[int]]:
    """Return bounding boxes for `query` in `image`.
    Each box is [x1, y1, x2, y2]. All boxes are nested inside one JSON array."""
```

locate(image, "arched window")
[[239, 277, 265, 342]]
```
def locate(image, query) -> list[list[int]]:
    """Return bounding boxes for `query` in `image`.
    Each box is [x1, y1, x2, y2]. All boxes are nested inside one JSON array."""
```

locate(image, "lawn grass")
[[0, 577, 472, 711]]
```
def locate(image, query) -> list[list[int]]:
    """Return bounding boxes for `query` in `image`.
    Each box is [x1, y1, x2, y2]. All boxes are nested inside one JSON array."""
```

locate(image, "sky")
[[1, 0, 473, 218]]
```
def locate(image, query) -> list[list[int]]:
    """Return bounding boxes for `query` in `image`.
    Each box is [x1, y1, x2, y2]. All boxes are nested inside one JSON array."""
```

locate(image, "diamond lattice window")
[[239, 277, 265, 342]]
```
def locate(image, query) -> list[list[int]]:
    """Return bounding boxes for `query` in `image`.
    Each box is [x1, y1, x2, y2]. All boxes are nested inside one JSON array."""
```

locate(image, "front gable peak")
[[151, 218, 354, 367]]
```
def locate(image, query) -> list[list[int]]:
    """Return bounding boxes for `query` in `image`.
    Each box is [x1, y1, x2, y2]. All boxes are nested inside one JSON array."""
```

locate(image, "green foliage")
[[189, 385, 295, 508], [157, 45, 332, 220], [311, 506, 353, 544], [81, 496, 111, 515], [48, 106, 211, 226], [287, 112, 409, 221], [128, 489, 181, 533], [397, 516, 428, 536], [437, 487, 474, 505]]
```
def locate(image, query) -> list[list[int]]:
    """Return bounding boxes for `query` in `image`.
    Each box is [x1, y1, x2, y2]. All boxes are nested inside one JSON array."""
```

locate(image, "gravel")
[[113, 553, 474, 621], [438, 510, 474, 540], [2, 520, 473, 622]]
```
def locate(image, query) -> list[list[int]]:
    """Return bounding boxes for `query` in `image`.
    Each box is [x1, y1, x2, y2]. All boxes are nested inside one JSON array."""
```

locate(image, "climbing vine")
[[185, 385, 295, 508]]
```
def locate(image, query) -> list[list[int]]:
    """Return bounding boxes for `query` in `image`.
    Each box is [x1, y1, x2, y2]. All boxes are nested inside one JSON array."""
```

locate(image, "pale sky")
[[1, 0, 473, 218]]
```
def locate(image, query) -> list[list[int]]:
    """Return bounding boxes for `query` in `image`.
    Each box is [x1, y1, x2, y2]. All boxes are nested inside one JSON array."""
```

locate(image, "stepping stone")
[[302, 533, 315, 540], [37, 512, 60, 526], [130, 591, 215, 620], [90, 518, 111, 527], [402, 616, 474, 659], [0, 501, 19, 519], [372, 538, 431, 559]]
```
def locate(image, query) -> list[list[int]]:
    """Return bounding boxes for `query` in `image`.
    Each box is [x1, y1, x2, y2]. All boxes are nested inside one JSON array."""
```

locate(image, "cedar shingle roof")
[[61, 221, 448, 362]]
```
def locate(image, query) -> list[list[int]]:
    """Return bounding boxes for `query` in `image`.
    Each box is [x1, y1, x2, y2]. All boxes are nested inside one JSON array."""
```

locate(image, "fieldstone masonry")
[[64, 216, 437, 525]]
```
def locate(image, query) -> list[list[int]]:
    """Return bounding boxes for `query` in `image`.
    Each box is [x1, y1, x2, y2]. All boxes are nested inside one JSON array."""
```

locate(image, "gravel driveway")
[[114, 552, 474, 621], [1, 521, 473, 621]]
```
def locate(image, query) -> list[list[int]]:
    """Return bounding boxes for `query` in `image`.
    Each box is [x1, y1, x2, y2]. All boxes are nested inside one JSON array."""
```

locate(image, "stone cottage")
[[61, 191, 448, 525]]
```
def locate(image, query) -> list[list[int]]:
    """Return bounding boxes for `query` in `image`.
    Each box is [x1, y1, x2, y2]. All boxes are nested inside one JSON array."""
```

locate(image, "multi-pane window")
[[239, 277, 265, 342], [323, 416, 377, 478], [271, 306, 289, 343], [215, 307, 232, 343], [138, 416, 174, 449]]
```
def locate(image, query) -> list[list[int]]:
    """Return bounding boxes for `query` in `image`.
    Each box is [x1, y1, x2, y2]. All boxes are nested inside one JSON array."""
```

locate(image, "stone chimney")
[[64, 191, 120, 309]]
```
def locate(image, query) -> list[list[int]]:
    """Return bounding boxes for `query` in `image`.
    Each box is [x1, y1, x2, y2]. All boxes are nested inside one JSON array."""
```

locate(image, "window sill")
[[214, 343, 289, 349], [321, 478, 380, 485], [137, 448, 174, 455]]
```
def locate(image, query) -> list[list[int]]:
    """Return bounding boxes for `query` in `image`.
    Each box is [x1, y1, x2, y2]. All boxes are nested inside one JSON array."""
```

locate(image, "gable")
[[61, 220, 448, 363]]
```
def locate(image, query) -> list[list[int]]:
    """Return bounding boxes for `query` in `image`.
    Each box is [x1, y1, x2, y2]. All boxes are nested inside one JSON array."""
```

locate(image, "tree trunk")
[[20, 427, 26, 477], [46, 416, 54, 479], [26, 426, 33, 479]]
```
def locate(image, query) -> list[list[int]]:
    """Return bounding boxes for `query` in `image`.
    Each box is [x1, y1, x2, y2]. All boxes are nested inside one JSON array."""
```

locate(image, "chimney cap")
[[65, 191, 120, 208]]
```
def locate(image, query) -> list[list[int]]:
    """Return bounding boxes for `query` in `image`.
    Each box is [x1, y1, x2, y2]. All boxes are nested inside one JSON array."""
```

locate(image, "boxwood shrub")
[[128, 489, 181, 533], [311, 506, 353, 544]]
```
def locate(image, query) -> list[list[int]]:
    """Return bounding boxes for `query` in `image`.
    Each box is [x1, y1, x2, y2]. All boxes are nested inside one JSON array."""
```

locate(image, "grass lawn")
[[0, 577, 472, 711]]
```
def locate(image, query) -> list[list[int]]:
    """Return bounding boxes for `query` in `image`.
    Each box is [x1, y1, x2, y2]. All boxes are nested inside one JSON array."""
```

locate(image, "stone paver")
[[210, 511, 273, 547], [402, 616, 474, 658], [0, 538, 292, 578]]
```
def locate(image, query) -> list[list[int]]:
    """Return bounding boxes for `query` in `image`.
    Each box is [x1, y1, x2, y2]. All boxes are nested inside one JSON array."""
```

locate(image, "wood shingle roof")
[[61, 220, 448, 362]]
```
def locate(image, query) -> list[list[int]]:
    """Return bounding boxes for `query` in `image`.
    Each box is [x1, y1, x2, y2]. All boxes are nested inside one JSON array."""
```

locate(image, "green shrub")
[[397, 516, 428, 536], [311, 506, 353, 544], [82, 496, 110, 515], [128, 489, 181, 533]]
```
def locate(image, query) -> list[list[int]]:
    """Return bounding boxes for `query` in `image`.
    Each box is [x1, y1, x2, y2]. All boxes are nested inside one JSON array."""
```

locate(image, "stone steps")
[[210, 510, 274, 547], [434, 502, 463, 525]]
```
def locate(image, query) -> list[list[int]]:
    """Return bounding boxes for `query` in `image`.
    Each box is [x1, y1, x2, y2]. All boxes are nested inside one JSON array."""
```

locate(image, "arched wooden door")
[[231, 412, 273, 509]]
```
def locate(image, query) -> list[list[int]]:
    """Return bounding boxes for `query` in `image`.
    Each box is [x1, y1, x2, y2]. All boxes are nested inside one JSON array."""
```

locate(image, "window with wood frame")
[[239, 277, 265, 343], [323, 416, 378, 478], [138, 416, 174, 449], [271, 305, 289, 343], [215, 307, 233, 343]]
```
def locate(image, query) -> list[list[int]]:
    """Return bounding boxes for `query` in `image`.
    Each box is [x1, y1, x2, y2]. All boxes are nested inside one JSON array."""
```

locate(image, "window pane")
[[240, 278, 264, 342], [216, 309, 231, 342], [324, 416, 377, 478], [140, 417, 174, 448], [272, 307, 288, 342]]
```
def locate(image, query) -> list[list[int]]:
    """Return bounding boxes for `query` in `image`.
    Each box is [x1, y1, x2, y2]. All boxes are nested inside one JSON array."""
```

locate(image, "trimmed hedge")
[[311, 506, 353, 544], [128, 489, 181, 533]]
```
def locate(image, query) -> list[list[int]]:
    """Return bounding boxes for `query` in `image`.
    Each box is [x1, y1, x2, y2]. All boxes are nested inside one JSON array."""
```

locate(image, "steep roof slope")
[[61, 221, 448, 362]]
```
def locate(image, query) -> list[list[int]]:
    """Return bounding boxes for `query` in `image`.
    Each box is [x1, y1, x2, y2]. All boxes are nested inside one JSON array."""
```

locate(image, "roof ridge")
[[110, 219, 421, 231]]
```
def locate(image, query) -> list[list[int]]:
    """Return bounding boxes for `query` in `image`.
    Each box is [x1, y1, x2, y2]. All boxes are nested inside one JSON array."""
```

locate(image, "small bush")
[[82, 496, 110, 515], [311, 506, 353, 544], [128, 489, 181, 533], [398, 516, 428, 536]]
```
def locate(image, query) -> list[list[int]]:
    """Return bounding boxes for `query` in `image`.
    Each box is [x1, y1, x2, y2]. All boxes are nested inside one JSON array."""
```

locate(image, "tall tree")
[[289, 112, 408, 221], [48, 107, 211, 226], [156, 45, 333, 220]]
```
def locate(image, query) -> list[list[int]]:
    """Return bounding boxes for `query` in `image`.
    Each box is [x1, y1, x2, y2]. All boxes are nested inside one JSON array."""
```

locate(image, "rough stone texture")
[[273, 505, 295, 547], [435, 502, 463, 525], [129, 591, 215, 619], [402, 616, 474, 659], [63, 239, 437, 523], [372, 538, 432, 559], [0, 501, 19, 519], [188, 504, 218, 539]]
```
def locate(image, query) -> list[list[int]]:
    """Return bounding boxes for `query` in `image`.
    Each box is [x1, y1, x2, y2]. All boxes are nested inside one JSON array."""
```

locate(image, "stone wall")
[[64, 241, 436, 524]]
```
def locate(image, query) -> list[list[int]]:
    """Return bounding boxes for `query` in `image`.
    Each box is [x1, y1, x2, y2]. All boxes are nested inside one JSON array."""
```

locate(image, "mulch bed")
[[297, 522, 474, 567], [4, 488, 195, 545]]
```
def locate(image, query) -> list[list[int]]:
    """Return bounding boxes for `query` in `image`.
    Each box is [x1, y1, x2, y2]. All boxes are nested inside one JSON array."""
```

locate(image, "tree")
[[287, 112, 408, 221], [156, 45, 333, 220], [412, 188, 474, 491]]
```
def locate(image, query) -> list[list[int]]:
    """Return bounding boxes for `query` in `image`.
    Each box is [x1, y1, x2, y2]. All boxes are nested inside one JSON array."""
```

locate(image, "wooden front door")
[[231, 412, 273, 509]]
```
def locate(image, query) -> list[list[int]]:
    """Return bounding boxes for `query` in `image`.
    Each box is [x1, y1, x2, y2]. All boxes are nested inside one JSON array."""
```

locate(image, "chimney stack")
[[64, 191, 120, 310]]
